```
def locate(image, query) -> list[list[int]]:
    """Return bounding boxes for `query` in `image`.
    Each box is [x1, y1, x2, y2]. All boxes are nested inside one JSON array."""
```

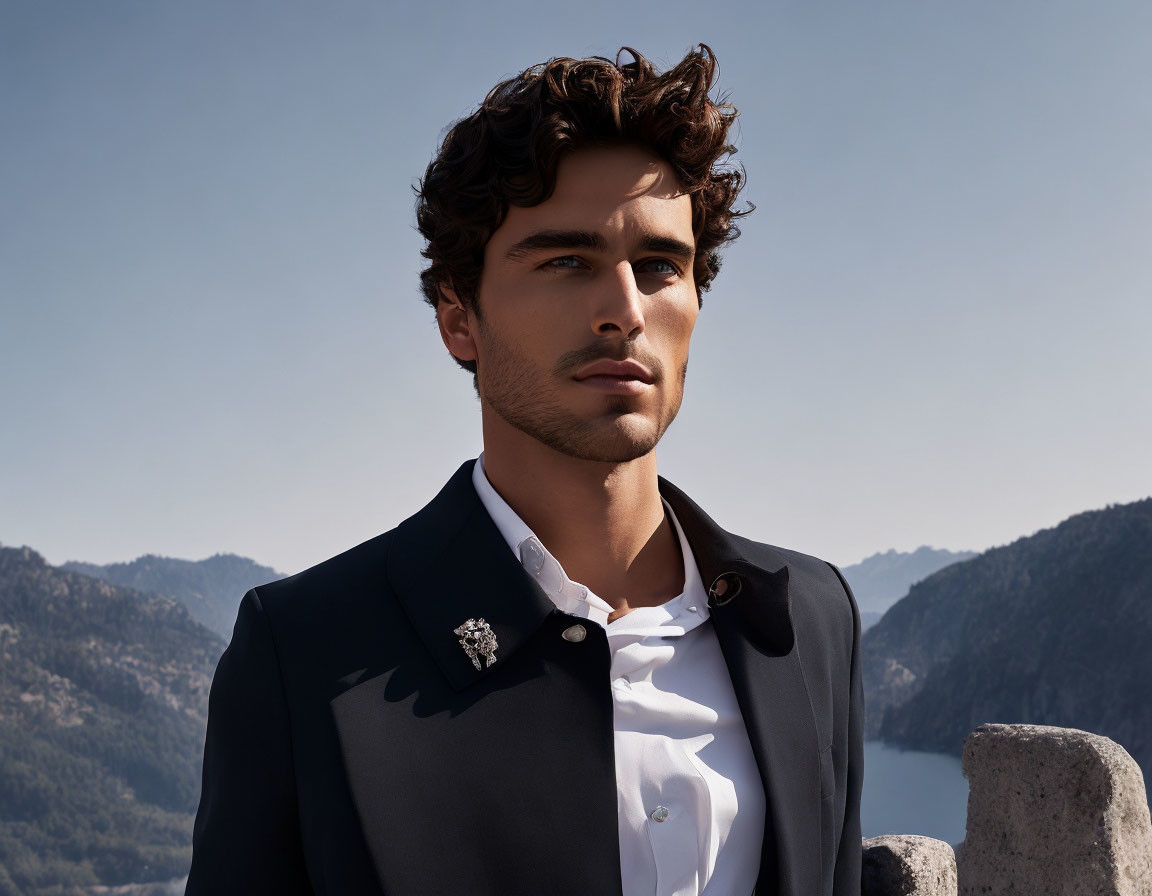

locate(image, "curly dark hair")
[[414, 44, 750, 375]]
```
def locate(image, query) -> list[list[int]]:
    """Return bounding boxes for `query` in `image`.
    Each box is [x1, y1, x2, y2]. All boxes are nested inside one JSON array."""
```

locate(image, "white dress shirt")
[[472, 454, 765, 896]]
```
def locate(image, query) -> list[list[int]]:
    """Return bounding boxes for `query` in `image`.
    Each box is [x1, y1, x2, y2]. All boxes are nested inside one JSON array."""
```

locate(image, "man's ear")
[[435, 284, 478, 364]]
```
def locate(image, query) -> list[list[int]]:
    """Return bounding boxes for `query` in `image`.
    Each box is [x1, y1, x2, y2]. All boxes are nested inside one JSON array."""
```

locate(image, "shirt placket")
[[641, 737, 703, 896]]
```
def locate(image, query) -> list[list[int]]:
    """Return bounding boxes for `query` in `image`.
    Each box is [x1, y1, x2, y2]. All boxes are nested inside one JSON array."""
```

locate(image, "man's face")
[[442, 144, 699, 464]]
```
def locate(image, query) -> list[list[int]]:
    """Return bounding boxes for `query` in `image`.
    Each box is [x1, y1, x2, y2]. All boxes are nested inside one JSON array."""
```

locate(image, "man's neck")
[[481, 432, 685, 619]]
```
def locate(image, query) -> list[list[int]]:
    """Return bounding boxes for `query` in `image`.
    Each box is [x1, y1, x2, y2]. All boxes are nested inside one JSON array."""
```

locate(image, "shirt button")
[[561, 624, 587, 642], [520, 540, 545, 574], [650, 806, 670, 823]]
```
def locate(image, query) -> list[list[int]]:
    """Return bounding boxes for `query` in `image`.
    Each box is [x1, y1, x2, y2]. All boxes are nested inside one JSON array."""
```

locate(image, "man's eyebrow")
[[503, 229, 695, 262], [504, 230, 607, 260], [639, 235, 695, 261]]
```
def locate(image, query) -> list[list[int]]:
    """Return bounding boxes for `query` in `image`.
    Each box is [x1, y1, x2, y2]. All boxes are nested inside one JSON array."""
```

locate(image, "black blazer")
[[187, 459, 863, 895]]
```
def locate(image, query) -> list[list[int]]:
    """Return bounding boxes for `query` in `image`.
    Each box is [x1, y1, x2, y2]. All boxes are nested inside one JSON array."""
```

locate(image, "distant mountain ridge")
[[841, 546, 976, 612], [862, 498, 1152, 792], [62, 552, 283, 642], [0, 543, 224, 893]]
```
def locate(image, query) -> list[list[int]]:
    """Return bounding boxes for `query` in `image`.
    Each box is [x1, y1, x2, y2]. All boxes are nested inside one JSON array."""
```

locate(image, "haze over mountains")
[[862, 497, 1152, 796], [839, 546, 976, 631], [61, 553, 283, 642]]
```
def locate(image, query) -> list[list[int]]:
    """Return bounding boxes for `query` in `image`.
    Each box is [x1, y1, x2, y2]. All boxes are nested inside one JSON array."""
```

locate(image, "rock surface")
[[862, 834, 958, 896], [959, 723, 1152, 895]]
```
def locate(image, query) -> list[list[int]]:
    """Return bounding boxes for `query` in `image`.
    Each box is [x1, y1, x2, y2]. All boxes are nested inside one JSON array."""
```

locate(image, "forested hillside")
[[863, 498, 1152, 790], [0, 545, 223, 894]]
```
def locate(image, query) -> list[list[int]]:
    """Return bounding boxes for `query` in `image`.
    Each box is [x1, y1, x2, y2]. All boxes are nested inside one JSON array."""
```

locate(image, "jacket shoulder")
[[730, 533, 859, 635], [245, 527, 399, 627], [734, 533, 853, 599], [248, 460, 480, 623]]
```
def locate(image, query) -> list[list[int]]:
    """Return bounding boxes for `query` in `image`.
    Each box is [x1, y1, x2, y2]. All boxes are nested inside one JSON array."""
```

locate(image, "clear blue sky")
[[2, 0, 1149, 576]]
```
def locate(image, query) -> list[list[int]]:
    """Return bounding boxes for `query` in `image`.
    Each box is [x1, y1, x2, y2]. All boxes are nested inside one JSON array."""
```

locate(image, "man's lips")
[[572, 359, 655, 384]]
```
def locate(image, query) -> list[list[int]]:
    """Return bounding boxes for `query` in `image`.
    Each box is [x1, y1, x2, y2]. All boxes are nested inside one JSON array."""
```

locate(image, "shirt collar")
[[472, 452, 708, 631]]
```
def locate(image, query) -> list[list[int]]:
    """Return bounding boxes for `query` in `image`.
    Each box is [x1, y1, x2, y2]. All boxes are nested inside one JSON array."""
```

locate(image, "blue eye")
[[641, 259, 679, 275], [544, 256, 585, 269]]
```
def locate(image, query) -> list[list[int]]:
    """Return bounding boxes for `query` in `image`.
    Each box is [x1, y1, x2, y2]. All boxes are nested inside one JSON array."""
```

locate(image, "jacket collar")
[[385, 459, 557, 692], [385, 458, 797, 691], [656, 475, 796, 657]]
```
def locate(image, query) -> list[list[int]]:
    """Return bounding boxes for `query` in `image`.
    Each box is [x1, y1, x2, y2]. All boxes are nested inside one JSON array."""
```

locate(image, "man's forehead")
[[549, 144, 689, 204], [489, 145, 694, 252]]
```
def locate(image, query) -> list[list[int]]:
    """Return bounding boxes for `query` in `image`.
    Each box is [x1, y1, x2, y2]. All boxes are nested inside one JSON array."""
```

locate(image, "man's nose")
[[591, 262, 645, 338]]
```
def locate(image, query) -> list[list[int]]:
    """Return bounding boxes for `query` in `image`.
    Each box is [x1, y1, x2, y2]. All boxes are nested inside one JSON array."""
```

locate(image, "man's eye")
[[543, 256, 585, 270], [639, 259, 680, 276]]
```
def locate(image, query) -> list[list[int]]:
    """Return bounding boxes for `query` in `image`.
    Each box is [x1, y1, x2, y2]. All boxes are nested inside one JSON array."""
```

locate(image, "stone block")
[[958, 723, 1152, 895], [863, 834, 958, 896]]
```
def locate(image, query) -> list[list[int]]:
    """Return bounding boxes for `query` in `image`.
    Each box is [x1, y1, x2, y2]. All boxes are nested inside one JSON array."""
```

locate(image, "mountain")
[[862, 498, 1152, 790], [61, 553, 282, 642], [0, 544, 224, 895], [840, 546, 976, 621]]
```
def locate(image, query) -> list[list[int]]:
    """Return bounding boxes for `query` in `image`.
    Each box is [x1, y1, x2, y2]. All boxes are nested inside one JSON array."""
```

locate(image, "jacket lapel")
[[658, 477, 823, 896]]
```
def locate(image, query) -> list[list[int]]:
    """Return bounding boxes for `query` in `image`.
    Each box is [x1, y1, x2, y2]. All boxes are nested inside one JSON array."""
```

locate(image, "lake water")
[[861, 741, 969, 846]]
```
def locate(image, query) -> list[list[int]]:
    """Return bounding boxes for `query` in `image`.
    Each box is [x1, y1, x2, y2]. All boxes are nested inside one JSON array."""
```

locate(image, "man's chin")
[[538, 421, 664, 464], [486, 397, 669, 463]]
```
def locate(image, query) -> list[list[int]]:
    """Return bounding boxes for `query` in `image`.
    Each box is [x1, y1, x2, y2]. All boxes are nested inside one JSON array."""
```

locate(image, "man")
[[187, 45, 862, 896]]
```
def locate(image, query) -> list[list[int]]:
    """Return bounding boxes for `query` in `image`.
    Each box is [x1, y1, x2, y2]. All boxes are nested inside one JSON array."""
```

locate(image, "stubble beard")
[[476, 324, 687, 464]]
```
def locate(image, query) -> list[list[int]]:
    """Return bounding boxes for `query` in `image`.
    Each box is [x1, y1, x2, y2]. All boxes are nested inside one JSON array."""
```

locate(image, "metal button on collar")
[[561, 624, 587, 643], [650, 806, 670, 823], [708, 573, 742, 607]]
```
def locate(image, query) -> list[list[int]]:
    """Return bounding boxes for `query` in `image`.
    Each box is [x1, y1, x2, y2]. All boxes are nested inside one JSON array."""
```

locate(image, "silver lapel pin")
[[453, 617, 498, 671]]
